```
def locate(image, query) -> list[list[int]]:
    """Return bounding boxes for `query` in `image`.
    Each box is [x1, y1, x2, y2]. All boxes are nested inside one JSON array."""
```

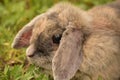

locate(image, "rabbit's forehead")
[[30, 18, 47, 43], [30, 19, 64, 43]]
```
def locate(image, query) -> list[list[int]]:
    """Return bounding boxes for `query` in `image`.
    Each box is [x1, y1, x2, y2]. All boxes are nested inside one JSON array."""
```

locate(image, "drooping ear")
[[12, 14, 45, 49], [52, 26, 84, 80]]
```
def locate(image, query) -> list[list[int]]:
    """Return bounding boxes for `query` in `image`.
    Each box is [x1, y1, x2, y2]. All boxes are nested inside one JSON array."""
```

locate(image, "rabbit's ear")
[[52, 26, 84, 80], [12, 14, 45, 49]]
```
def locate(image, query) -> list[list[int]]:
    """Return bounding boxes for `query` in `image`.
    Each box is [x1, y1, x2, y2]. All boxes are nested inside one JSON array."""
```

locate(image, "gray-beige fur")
[[12, 1, 120, 80]]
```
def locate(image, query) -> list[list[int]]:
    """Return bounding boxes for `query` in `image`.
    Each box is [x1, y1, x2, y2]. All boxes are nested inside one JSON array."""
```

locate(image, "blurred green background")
[[0, 0, 114, 80]]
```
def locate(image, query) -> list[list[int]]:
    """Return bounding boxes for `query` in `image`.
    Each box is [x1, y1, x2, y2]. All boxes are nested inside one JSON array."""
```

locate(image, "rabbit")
[[12, 1, 120, 80]]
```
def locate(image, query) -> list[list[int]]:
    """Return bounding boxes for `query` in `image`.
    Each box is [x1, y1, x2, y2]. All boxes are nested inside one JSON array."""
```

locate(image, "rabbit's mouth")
[[28, 55, 53, 75], [27, 51, 54, 70]]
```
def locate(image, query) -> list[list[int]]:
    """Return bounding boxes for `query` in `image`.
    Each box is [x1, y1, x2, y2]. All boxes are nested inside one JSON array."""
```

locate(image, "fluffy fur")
[[12, 1, 120, 80]]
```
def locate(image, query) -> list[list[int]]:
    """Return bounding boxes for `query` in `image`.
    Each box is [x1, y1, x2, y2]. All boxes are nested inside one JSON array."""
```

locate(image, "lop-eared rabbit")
[[12, 0, 120, 80]]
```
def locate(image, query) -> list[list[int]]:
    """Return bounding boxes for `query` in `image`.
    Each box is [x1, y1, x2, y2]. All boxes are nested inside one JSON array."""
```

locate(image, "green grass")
[[0, 0, 114, 80]]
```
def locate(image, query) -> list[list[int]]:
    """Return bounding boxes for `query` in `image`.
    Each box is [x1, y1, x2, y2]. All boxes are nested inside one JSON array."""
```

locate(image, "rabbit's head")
[[12, 3, 92, 80]]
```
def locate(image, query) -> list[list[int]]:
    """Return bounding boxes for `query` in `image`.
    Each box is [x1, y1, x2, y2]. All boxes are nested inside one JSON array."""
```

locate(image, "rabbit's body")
[[12, 1, 120, 80], [78, 1, 120, 80], [81, 31, 120, 80]]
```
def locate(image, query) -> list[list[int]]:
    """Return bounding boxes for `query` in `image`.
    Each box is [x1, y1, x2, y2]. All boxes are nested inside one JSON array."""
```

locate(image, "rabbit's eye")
[[52, 34, 62, 44]]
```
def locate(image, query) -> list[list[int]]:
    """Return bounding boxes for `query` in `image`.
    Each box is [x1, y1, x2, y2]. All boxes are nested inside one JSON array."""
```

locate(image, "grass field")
[[0, 0, 114, 80]]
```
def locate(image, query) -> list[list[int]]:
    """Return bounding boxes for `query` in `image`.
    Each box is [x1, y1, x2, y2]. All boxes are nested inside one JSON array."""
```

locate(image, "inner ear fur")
[[12, 14, 45, 49], [52, 26, 84, 80]]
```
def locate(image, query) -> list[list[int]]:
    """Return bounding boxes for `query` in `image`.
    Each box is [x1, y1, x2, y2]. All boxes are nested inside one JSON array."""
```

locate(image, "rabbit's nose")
[[27, 52, 35, 57], [26, 44, 35, 57]]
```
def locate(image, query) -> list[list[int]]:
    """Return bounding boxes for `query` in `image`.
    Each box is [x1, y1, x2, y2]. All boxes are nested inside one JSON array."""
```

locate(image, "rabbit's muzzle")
[[26, 44, 48, 57], [26, 44, 53, 70], [26, 35, 59, 71]]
